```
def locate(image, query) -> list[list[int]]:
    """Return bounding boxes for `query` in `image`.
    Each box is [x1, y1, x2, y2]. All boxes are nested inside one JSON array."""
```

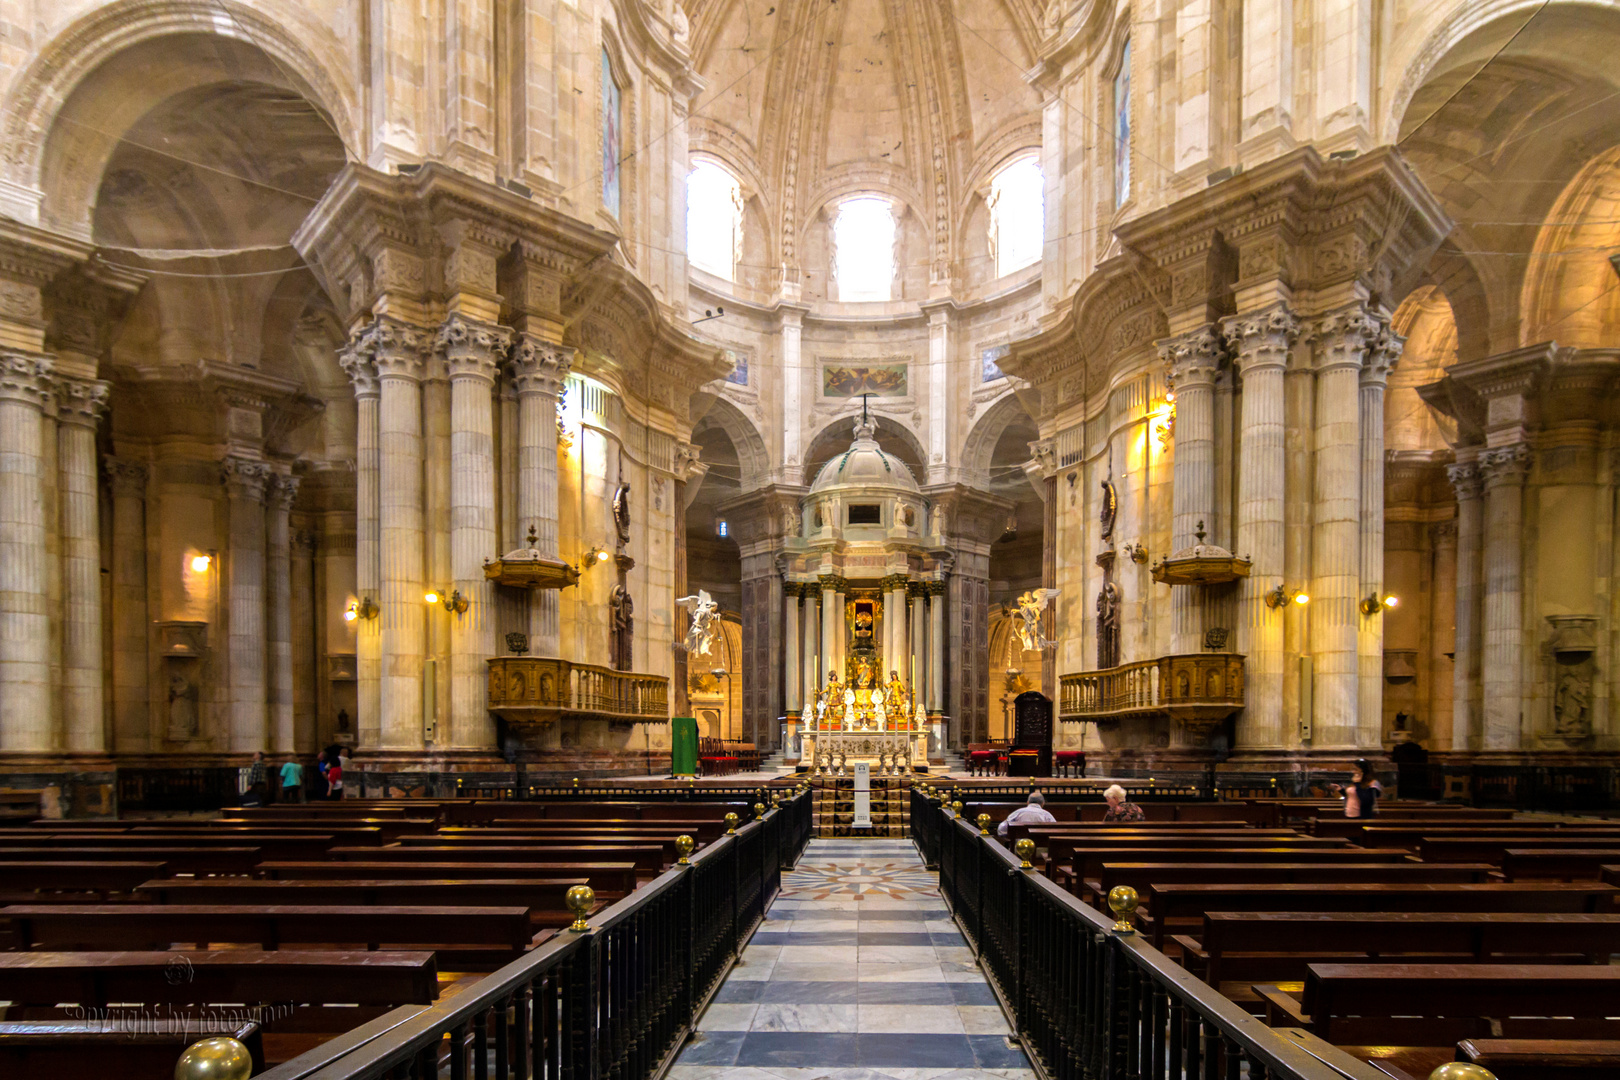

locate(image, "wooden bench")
[[1356, 826, 1620, 851], [258, 860, 640, 893], [0, 1020, 263, 1079], [1140, 882, 1619, 950], [1419, 835, 1620, 864], [1045, 842, 1403, 893], [1501, 848, 1620, 881], [426, 821, 729, 842], [1093, 861, 1494, 905], [338, 844, 670, 875], [0, 846, 261, 876], [1457, 1039, 1620, 1079], [0, 861, 168, 895], [137, 877, 601, 924]]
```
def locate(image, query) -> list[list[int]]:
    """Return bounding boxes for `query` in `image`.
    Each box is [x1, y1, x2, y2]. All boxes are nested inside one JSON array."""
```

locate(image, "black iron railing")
[[256, 790, 811, 1080], [922, 796, 1384, 1080]]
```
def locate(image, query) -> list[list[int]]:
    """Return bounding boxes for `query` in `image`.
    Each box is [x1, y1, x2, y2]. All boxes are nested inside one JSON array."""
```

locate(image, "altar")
[[802, 730, 927, 775]]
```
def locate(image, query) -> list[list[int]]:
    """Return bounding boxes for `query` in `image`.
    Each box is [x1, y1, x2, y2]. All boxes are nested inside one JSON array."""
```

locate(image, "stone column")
[[909, 581, 926, 697], [1480, 444, 1531, 750], [1224, 307, 1296, 750], [891, 579, 909, 681], [371, 319, 430, 751], [783, 582, 801, 711], [106, 458, 150, 751], [1161, 326, 1223, 653], [423, 357, 451, 746], [0, 352, 54, 750], [291, 528, 318, 751], [819, 575, 839, 690], [55, 376, 109, 752], [1447, 461, 1483, 752], [801, 589, 819, 698], [1306, 307, 1374, 748], [929, 582, 945, 712], [1428, 520, 1458, 749], [1358, 323, 1400, 749], [442, 315, 509, 749], [222, 457, 272, 753], [266, 474, 299, 753], [509, 334, 573, 656], [339, 340, 382, 748], [927, 306, 951, 483], [834, 581, 848, 677]]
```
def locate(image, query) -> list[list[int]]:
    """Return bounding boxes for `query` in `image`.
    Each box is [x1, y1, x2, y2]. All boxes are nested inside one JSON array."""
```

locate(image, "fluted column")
[[106, 458, 150, 751], [1447, 461, 1483, 751], [443, 315, 510, 748], [784, 582, 801, 711], [928, 582, 945, 712], [1224, 307, 1296, 750], [1162, 326, 1222, 653], [1480, 444, 1531, 750], [371, 319, 430, 751], [291, 529, 318, 752], [222, 457, 271, 753], [1358, 323, 1400, 748], [509, 334, 573, 656], [54, 376, 109, 752], [891, 580, 909, 681], [801, 590, 819, 698], [0, 352, 54, 750], [819, 576, 838, 691], [1428, 521, 1458, 749], [909, 582, 926, 698], [339, 340, 382, 748], [423, 356, 451, 746], [266, 474, 299, 753], [1306, 307, 1375, 748], [834, 582, 847, 676]]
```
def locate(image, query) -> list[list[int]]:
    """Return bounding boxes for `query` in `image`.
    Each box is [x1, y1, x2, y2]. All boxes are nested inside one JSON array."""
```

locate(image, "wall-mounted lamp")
[[1360, 593, 1398, 616], [693, 306, 726, 325], [426, 588, 469, 614], [581, 547, 612, 569], [346, 596, 379, 622], [189, 553, 213, 573], [1265, 586, 1310, 610]]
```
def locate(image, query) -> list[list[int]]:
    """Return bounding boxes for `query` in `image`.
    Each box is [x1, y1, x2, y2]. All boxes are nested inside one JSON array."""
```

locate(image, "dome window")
[[989, 155, 1044, 278], [833, 197, 896, 302], [848, 504, 883, 526], [687, 159, 743, 281]]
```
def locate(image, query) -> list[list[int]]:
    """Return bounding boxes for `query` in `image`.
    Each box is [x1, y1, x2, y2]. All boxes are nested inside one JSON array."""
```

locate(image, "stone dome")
[[809, 415, 920, 494]]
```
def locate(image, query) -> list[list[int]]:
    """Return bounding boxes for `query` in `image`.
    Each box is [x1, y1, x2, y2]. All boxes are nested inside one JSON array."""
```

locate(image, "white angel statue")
[[676, 589, 720, 656], [1014, 588, 1059, 651]]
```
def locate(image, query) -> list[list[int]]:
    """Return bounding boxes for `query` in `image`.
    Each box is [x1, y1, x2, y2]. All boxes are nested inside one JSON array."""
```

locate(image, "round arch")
[[691, 394, 771, 492], [1521, 143, 1620, 347], [961, 390, 1038, 486], [2, 0, 358, 237]]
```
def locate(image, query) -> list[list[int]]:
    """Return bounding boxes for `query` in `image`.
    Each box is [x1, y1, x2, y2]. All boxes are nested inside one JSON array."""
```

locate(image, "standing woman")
[[1330, 759, 1382, 818]]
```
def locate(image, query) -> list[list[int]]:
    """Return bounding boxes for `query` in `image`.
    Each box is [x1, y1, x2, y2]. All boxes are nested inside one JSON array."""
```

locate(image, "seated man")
[[1102, 783, 1145, 823], [997, 791, 1056, 836]]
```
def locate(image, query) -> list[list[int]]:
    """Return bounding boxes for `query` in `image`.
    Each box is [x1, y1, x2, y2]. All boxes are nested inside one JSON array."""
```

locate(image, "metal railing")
[[920, 793, 1384, 1080], [257, 789, 812, 1080]]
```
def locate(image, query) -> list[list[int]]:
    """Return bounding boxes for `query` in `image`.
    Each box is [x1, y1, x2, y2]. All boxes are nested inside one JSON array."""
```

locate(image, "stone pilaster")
[[783, 581, 801, 712], [105, 457, 150, 752], [1447, 462, 1483, 752], [1161, 325, 1223, 653], [928, 581, 946, 714], [54, 375, 108, 752], [339, 336, 383, 749], [291, 528, 318, 752], [1480, 443, 1531, 750], [1224, 306, 1297, 750], [1358, 322, 1400, 749], [509, 334, 573, 657], [441, 314, 510, 749], [909, 581, 927, 700], [1428, 520, 1458, 749], [819, 575, 839, 691], [266, 474, 299, 753], [1306, 305, 1377, 749], [0, 351, 54, 750], [221, 457, 272, 753], [801, 588, 820, 701]]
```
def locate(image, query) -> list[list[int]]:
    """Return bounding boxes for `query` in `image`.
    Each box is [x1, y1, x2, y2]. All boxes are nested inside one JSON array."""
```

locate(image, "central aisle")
[[671, 837, 1036, 1079]]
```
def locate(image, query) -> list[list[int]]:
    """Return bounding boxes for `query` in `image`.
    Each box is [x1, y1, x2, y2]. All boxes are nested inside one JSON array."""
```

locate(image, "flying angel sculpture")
[[676, 589, 721, 656], [1014, 588, 1059, 652]]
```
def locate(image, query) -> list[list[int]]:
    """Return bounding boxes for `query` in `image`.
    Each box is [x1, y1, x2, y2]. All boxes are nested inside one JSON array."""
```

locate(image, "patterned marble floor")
[[670, 838, 1036, 1080]]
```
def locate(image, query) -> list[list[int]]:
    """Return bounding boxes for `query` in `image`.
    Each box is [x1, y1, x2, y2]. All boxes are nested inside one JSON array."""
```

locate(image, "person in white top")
[[997, 791, 1056, 836]]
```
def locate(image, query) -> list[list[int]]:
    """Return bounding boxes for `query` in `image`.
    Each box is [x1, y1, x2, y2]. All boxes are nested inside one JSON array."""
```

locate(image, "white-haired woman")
[[1102, 784, 1145, 823]]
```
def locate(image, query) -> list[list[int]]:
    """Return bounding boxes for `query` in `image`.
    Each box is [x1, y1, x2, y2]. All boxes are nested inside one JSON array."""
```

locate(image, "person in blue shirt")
[[279, 755, 305, 803]]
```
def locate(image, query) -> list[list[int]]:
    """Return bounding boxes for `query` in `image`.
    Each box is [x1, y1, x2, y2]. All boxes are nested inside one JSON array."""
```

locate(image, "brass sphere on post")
[[174, 1036, 253, 1080], [754, 801, 766, 817], [1107, 885, 1139, 934], [1014, 838, 1035, 869], [676, 834, 695, 866], [725, 811, 739, 834], [566, 884, 596, 932], [1429, 1067, 1498, 1080], [976, 812, 991, 835], [951, 800, 964, 816], [572, 777, 580, 788]]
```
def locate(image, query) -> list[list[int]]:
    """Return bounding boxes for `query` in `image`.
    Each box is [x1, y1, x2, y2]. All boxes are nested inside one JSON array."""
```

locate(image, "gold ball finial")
[[754, 801, 766, 816], [572, 777, 580, 787], [1107, 886, 1139, 934], [1428, 1067, 1497, 1080], [1015, 838, 1035, 869], [566, 884, 596, 932], [976, 813, 991, 835], [725, 811, 739, 834], [174, 1037, 253, 1080], [951, 800, 964, 816], [676, 834, 695, 865]]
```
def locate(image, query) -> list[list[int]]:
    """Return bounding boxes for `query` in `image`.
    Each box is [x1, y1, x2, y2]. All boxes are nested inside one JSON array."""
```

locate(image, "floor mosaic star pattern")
[[672, 839, 1034, 1080]]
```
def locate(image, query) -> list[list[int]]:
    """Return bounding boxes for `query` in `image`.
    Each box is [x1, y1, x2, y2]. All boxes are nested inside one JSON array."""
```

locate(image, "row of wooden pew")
[[970, 795, 1620, 1079]]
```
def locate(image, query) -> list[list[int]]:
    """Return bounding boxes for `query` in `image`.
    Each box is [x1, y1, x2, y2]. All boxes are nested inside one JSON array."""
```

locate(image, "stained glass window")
[[602, 48, 621, 218]]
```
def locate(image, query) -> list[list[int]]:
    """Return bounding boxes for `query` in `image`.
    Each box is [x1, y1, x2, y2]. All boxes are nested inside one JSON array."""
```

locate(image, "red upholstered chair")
[[1054, 751, 1085, 778], [968, 749, 997, 776]]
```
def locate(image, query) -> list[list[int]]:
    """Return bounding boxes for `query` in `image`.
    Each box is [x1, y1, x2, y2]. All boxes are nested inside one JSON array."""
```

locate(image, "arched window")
[[988, 155, 1044, 277], [687, 159, 743, 281], [1114, 38, 1132, 206], [833, 197, 896, 302]]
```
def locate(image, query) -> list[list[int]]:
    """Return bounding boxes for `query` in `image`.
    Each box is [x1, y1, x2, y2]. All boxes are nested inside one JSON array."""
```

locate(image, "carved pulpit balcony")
[[487, 657, 669, 727], [1058, 653, 1246, 738]]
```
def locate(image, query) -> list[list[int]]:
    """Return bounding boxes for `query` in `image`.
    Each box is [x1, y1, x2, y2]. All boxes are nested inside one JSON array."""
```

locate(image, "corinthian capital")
[[1362, 320, 1403, 388], [1221, 306, 1299, 373], [673, 440, 701, 480], [1306, 304, 1381, 373], [0, 349, 54, 408], [1028, 437, 1058, 478], [338, 331, 379, 399], [438, 313, 513, 383], [508, 334, 575, 397], [266, 473, 302, 512], [220, 457, 273, 501], [1156, 325, 1224, 388], [53, 375, 110, 427], [104, 455, 149, 498], [1445, 461, 1482, 502], [1479, 443, 1532, 487]]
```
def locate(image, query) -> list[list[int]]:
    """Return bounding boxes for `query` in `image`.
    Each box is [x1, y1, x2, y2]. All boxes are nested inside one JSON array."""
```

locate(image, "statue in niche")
[[612, 482, 632, 546], [785, 504, 801, 535], [1555, 668, 1592, 738], [900, 504, 916, 528], [609, 585, 635, 671], [1096, 581, 1121, 669], [813, 502, 825, 529], [336, 708, 351, 734], [672, 2, 690, 46], [167, 673, 199, 738], [930, 505, 946, 536], [1100, 480, 1118, 541]]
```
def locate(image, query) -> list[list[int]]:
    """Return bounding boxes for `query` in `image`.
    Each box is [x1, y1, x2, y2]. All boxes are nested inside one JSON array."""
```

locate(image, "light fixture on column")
[[427, 588, 469, 614], [1264, 586, 1310, 610], [346, 596, 379, 622], [189, 552, 213, 573], [581, 546, 611, 570], [1359, 592, 1398, 616]]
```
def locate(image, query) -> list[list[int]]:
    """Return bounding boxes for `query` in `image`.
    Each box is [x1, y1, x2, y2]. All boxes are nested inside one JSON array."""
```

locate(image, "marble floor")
[[670, 838, 1035, 1080]]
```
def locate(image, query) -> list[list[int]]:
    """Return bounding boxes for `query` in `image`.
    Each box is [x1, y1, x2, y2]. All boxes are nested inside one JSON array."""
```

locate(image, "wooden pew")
[[1457, 1039, 1620, 1080], [258, 860, 640, 894], [0, 846, 260, 876], [1095, 861, 1494, 905], [337, 844, 671, 875], [1359, 826, 1620, 851], [426, 821, 729, 842], [137, 877, 601, 924], [0, 950, 440, 1007], [1419, 834, 1620, 863], [1140, 882, 1619, 950], [3, 832, 334, 861], [1501, 848, 1620, 881], [0, 1020, 263, 1079], [132, 824, 387, 846], [1042, 838, 1385, 892], [0, 861, 168, 895]]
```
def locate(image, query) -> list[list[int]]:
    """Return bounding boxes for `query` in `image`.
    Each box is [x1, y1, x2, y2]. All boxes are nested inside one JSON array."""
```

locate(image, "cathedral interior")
[[3, 0, 1620, 803]]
